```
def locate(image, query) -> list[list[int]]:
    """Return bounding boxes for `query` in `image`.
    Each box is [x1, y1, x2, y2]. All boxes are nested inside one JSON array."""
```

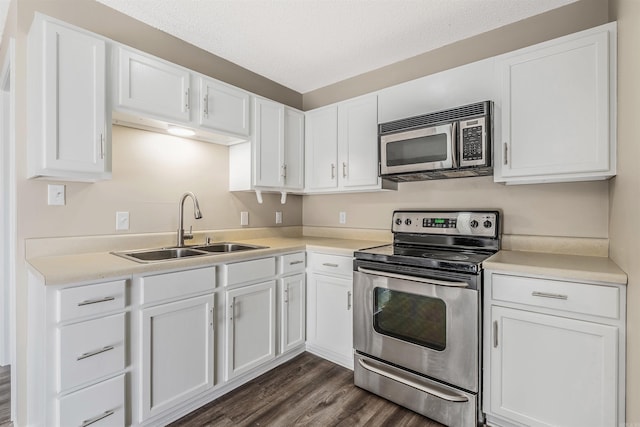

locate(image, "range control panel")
[[392, 210, 499, 238]]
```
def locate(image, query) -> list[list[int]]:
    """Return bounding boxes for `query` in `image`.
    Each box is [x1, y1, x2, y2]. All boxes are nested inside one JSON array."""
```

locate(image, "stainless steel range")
[[353, 210, 501, 427]]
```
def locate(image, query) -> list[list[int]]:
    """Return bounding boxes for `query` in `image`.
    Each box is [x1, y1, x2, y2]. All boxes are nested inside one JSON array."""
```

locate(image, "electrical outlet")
[[116, 211, 129, 231], [47, 184, 65, 206], [240, 211, 249, 226], [275, 211, 283, 224], [339, 211, 347, 224]]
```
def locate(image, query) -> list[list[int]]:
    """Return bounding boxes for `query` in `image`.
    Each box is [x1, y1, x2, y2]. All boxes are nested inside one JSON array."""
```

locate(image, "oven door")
[[353, 267, 479, 393], [380, 122, 456, 175]]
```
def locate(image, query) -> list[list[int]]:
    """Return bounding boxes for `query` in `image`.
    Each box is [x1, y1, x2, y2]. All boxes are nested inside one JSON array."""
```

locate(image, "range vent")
[[380, 101, 490, 134]]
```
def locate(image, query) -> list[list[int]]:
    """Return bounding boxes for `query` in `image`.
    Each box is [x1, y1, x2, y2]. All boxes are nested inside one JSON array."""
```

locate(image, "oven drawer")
[[491, 273, 619, 319], [308, 253, 352, 277], [354, 353, 477, 427]]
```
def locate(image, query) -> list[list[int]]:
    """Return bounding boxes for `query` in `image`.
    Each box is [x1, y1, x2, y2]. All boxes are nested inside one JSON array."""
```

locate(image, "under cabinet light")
[[167, 126, 196, 137]]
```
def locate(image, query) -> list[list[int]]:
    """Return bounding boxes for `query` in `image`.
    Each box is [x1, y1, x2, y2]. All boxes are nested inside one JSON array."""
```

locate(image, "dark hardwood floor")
[[170, 352, 444, 427], [0, 364, 9, 425]]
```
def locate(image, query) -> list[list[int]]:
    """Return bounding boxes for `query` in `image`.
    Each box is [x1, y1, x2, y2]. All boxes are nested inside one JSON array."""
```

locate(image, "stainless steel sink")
[[193, 242, 265, 253], [112, 242, 267, 263]]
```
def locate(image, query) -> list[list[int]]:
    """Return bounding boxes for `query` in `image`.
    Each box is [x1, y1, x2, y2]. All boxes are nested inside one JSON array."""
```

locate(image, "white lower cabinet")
[[484, 271, 626, 427], [279, 273, 306, 354], [133, 266, 216, 424], [140, 293, 215, 420], [26, 275, 128, 427], [225, 280, 277, 379], [306, 252, 353, 368]]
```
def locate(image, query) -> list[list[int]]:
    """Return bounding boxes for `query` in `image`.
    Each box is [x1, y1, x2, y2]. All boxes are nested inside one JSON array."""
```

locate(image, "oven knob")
[[484, 220, 493, 228], [395, 218, 402, 225], [405, 219, 412, 226], [470, 220, 479, 228]]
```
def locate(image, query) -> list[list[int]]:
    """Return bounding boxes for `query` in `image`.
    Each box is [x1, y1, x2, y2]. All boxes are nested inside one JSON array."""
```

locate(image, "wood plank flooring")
[[0, 364, 9, 425], [170, 352, 444, 427]]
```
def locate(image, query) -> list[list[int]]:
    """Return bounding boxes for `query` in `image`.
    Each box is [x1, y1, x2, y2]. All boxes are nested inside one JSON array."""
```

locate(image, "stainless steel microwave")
[[379, 101, 493, 182]]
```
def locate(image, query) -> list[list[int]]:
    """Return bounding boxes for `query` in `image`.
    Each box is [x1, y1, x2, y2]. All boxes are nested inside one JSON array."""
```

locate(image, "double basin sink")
[[113, 242, 267, 263]]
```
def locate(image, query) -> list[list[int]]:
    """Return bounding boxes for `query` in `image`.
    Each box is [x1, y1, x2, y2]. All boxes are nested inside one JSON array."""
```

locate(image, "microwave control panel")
[[459, 116, 487, 167], [392, 210, 498, 238]]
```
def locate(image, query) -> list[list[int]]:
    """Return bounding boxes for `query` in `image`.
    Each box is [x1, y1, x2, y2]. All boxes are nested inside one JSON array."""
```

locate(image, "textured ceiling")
[[97, 0, 577, 93]]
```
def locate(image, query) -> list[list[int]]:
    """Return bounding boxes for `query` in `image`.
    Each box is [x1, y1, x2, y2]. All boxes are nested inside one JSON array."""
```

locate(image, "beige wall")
[[23, 125, 302, 238], [304, 178, 610, 238], [608, 0, 640, 423]]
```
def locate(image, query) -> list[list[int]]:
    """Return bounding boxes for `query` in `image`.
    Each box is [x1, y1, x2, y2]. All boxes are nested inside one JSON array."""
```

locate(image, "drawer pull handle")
[[322, 263, 339, 268], [77, 345, 115, 361], [289, 260, 304, 265], [77, 296, 115, 307], [531, 291, 568, 300], [81, 410, 115, 427]]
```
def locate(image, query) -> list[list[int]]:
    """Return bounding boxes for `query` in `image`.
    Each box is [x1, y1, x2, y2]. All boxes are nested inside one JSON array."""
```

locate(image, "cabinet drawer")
[[58, 313, 125, 392], [308, 253, 352, 277], [59, 374, 125, 427], [279, 252, 306, 275], [222, 257, 276, 286], [491, 274, 619, 319], [140, 267, 215, 305], [58, 280, 126, 322]]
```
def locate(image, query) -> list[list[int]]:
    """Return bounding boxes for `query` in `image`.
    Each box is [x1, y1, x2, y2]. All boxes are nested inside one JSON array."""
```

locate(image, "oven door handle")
[[357, 358, 469, 403], [357, 267, 469, 288]]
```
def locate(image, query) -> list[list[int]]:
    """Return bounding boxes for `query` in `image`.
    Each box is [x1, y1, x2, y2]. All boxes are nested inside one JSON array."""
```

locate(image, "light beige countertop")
[[27, 236, 386, 286], [484, 250, 627, 285]]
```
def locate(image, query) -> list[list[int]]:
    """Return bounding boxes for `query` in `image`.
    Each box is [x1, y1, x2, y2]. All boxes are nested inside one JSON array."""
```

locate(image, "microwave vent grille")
[[380, 101, 489, 134]]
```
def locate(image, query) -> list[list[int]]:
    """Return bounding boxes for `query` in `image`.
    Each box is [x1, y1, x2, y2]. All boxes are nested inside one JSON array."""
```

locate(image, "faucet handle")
[[184, 225, 194, 240]]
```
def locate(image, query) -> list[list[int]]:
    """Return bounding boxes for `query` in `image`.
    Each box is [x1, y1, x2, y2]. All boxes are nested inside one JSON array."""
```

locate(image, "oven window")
[[386, 133, 448, 166], [373, 288, 446, 351]]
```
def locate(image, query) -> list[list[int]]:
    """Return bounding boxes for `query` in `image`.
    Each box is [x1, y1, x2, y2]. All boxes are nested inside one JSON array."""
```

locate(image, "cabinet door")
[[140, 294, 214, 421], [254, 98, 284, 188], [307, 273, 353, 362], [42, 20, 107, 176], [498, 27, 613, 181], [226, 281, 276, 380], [283, 108, 305, 190], [338, 95, 380, 189], [199, 77, 250, 136], [490, 306, 618, 427], [279, 274, 305, 354], [305, 106, 338, 191], [117, 47, 191, 123]]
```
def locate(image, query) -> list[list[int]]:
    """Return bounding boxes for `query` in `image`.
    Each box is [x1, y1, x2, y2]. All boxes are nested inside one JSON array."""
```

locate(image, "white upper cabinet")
[[305, 94, 385, 193], [116, 47, 192, 123], [28, 14, 110, 181], [338, 95, 380, 189], [198, 77, 250, 136], [254, 97, 285, 188], [283, 108, 305, 190], [230, 98, 304, 192], [495, 23, 616, 184], [305, 105, 339, 191]]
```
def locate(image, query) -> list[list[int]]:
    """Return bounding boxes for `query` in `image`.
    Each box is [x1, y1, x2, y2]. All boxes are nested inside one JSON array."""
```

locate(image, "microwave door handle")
[[357, 267, 469, 288], [451, 121, 458, 169]]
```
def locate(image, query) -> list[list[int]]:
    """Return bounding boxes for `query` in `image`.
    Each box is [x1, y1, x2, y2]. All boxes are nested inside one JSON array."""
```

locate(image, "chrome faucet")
[[177, 192, 203, 247]]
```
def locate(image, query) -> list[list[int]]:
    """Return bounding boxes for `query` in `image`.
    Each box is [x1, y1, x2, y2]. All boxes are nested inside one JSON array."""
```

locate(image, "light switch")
[[47, 184, 65, 206], [116, 211, 129, 231], [240, 211, 249, 226]]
